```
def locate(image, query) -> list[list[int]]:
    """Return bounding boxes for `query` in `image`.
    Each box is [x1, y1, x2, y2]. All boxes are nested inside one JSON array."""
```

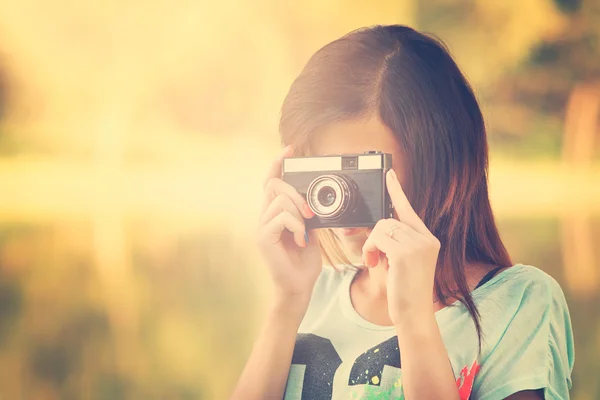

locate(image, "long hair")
[[279, 25, 512, 348]]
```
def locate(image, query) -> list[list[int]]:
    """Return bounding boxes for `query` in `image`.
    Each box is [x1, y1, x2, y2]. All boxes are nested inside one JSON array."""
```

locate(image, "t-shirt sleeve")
[[471, 272, 575, 400]]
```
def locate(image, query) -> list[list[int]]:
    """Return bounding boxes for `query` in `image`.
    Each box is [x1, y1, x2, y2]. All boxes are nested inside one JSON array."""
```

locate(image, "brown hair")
[[279, 25, 512, 348]]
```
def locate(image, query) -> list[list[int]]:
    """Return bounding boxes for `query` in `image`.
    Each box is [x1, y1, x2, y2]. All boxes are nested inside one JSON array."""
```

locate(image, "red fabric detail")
[[455, 360, 481, 400]]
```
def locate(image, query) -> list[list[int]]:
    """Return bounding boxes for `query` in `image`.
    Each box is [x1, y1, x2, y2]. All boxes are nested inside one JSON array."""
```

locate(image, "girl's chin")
[[331, 228, 371, 265]]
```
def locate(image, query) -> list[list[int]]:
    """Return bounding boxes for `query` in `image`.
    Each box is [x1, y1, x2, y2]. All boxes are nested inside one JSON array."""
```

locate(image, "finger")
[[362, 227, 399, 267], [262, 145, 294, 189], [390, 221, 420, 243], [361, 219, 397, 266], [394, 221, 441, 250], [386, 169, 429, 234], [262, 177, 314, 219], [384, 221, 423, 247], [259, 193, 304, 226], [261, 210, 307, 248], [363, 219, 421, 266]]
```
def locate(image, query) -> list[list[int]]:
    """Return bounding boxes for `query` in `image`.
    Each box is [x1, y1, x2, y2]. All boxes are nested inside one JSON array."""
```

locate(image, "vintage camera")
[[282, 151, 394, 229]]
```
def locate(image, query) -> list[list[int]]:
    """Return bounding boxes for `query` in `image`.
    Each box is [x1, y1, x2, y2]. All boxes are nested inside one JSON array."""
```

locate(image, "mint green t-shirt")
[[283, 264, 574, 400]]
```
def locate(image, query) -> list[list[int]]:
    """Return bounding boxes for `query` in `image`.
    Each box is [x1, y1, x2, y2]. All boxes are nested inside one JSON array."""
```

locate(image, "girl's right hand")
[[257, 146, 322, 304]]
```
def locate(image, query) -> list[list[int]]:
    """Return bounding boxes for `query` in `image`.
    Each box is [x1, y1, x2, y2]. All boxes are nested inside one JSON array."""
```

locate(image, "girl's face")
[[308, 115, 406, 263]]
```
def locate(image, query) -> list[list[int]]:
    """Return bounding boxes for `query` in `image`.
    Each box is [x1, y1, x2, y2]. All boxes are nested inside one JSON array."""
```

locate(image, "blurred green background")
[[0, 0, 599, 399]]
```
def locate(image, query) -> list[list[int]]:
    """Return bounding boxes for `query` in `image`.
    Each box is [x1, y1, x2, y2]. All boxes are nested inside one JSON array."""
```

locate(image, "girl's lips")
[[341, 227, 364, 236]]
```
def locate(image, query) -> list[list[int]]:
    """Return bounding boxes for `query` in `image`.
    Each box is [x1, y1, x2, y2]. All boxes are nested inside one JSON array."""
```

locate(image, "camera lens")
[[306, 174, 352, 219], [317, 186, 337, 207]]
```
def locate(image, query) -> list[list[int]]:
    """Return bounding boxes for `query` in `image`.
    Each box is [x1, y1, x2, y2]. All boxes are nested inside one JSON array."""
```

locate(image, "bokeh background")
[[0, 0, 599, 399]]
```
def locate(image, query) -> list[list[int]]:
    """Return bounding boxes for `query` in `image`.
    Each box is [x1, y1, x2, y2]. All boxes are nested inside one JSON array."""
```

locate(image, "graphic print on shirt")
[[286, 333, 403, 399], [349, 336, 401, 385], [289, 333, 342, 400], [285, 333, 481, 400], [456, 360, 481, 400]]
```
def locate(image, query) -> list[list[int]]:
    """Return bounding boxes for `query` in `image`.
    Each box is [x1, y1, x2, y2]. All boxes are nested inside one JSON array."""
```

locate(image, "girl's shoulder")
[[474, 263, 567, 307], [467, 265, 575, 399]]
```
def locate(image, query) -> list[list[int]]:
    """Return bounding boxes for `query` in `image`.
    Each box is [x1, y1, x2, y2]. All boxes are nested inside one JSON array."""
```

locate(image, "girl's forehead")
[[309, 116, 403, 157]]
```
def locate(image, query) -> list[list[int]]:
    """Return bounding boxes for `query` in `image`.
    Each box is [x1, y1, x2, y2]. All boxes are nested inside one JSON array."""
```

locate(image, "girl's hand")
[[361, 169, 441, 325], [257, 146, 322, 304]]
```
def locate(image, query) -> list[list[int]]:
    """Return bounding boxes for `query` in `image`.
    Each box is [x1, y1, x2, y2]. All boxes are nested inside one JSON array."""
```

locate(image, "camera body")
[[282, 151, 394, 229]]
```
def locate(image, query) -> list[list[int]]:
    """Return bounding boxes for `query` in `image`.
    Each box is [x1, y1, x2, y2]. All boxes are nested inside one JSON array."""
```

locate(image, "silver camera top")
[[282, 151, 389, 173]]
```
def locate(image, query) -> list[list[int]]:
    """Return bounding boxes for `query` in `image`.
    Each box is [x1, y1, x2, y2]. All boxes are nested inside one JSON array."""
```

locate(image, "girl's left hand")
[[362, 169, 441, 326]]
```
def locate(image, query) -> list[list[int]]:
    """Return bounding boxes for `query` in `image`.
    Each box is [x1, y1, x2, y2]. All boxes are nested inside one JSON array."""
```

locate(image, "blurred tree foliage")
[[485, 0, 600, 158], [418, 0, 600, 158]]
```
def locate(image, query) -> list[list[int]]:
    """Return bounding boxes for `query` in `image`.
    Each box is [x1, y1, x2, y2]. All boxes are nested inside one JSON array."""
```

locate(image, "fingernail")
[[304, 231, 309, 245], [388, 169, 397, 180], [280, 145, 292, 160], [303, 203, 314, 218], [369, 252, 378, 268]]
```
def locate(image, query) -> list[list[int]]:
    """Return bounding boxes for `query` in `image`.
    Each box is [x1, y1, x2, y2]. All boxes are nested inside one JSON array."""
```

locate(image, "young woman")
[[231, 25, 574, 400]]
